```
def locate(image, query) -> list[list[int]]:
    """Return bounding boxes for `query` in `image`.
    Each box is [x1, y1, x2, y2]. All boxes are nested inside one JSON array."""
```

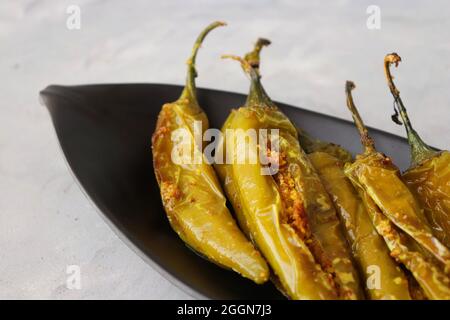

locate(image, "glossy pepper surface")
[[344, 81, 450, 299], [343, 81, 450, 271], [215, 40, 362, 299], [299, 132, 412, 299], [151, 22, 269, 284], [298, 129, 352, 163], [384, 53, 450, 249]]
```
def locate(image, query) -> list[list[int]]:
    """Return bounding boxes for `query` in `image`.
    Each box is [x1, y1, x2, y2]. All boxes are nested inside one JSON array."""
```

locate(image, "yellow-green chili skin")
[[215, 41, 362, 299], [384, 53, 450, 251], [216, 107, 338, 299], [347, 171, 450, 300], [345, 152, 450, 272], [290, 147, 363, 300], [151, 22, 269, 284], [298, 129, 353, 163], [307, 151, 411, 299], [344, 80, 450, 299], [402, 151, 450, 249]]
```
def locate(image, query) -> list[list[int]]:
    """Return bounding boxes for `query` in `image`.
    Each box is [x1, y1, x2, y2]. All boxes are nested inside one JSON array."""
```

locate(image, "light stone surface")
[[0, 0, 448, 299]]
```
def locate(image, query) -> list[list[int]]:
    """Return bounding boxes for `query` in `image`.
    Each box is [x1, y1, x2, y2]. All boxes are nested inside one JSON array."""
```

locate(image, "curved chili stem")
[[384, 53, 438, 166], [222, 38, 276, 108], [345, 81, 376, 154], [244, 38, 271, 73], [180, 21, 226, 103]]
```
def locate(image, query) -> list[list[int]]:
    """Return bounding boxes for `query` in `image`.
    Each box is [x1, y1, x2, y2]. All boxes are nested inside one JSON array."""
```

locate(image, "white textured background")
[[0, 0, 449, 299]]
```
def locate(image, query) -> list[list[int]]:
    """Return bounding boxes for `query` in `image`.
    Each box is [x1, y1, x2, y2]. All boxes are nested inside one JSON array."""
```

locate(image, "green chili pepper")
[[344, 81, 450, 299], [384, 53, 450, 249], [151, 22, 269, 284], [215, 39, 362, 299], [343, 80, 450, 271], [299, 132, 411, 299], [298, 129, 353, 163]]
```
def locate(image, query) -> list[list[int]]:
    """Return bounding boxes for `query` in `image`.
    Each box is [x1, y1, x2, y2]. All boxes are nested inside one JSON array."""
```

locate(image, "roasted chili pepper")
[[343, 81, 450, 271], [360, 183, 450, 299], [151, 22, 269, 284], [384, 53, 450, 249], [299, 132, 412, 299], [215, 39, 362, 299], [344, 81, 450, 299]]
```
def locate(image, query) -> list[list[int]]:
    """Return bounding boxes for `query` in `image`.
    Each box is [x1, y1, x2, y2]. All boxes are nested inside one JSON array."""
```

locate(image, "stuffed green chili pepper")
[[299, 131, 412, 299], [384, 53, 450, 249], [344, 81, 450, 299], [215, 39, 362, 299], [152, 22, 269, 284], [342, 80, 450, 272]]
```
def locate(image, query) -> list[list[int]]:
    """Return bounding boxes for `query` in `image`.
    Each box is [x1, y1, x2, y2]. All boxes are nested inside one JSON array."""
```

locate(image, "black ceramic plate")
[[40, 83, 412, 300]]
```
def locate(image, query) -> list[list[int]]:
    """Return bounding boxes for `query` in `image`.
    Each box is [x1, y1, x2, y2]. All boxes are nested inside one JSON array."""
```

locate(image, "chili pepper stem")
[[345, 81, 376, 154], [244, 38, 271, 72], [384, 53, 438, 166], [180, 21, 226, 103], [222, 38, 275, 108]]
